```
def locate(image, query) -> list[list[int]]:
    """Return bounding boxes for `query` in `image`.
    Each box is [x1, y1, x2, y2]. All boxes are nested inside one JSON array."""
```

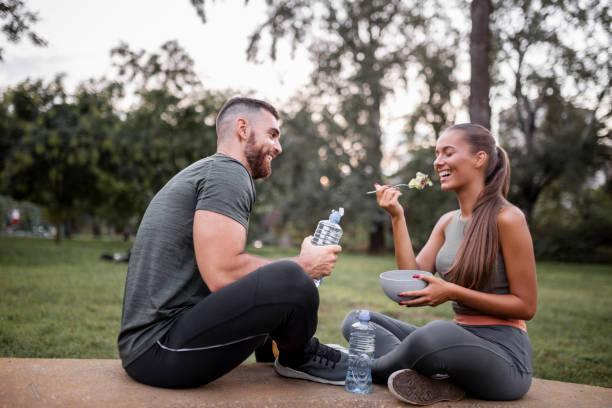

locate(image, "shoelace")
[[308, 338, 341, 368]]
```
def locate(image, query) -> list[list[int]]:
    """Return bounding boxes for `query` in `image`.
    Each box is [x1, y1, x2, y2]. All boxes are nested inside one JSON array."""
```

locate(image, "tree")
[[0, 0, 47, 61], [195, 0, 460, 252], [69, 79, 130, 235], [500, 90, 609, 223], [249, 100, 346, 246], [469, 0, 492, 129], [530, 176, 612, 262], [493, 0, 611, 222], [0, 76, 119, 242], [404, 38, 461, 141], [110, 40, 202, 100], [0, 40, 229, 240], [110, 41, 224, 220]]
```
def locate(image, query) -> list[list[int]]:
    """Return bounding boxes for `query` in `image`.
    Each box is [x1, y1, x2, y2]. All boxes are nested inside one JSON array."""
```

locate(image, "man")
[[118, 97, 347, 388]]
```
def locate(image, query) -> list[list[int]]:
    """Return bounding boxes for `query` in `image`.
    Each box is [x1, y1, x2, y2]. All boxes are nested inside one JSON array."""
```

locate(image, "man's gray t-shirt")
[[118, 153, 255, 367]]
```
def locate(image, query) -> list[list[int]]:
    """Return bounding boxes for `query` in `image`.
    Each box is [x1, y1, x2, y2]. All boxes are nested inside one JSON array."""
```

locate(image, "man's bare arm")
[[193, 210, 343, 292], [194, 210, 270, 292]]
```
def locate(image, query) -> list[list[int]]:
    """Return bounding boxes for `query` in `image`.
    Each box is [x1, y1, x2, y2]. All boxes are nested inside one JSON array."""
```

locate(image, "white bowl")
[[380, 270, 433, 302]]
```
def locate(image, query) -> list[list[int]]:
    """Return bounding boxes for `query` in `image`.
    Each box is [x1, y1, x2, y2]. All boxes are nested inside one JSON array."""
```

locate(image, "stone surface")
[[1, 358, 611, 408]]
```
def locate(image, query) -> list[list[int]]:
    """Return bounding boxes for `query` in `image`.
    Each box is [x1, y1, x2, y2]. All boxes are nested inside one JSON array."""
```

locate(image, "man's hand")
[[295, 236, 342, 279]]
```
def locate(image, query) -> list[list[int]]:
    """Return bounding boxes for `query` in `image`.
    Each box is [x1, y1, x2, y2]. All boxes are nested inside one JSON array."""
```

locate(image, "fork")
[[366, 184, 411, 194]]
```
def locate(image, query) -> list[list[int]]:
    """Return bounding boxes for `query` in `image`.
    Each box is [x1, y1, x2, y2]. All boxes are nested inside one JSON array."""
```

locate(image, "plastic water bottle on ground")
[[345, 310, 376, 394], [311, 208, 344, 287]]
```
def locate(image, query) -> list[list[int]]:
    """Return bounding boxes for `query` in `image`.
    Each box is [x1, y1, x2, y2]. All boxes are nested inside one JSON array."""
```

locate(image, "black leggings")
[[125, 260, 318, 388], [342, 311, 533, 401]]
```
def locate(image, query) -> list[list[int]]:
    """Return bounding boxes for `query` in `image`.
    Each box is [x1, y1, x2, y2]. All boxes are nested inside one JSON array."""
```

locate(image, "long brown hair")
[[443, 124, 511, 290]]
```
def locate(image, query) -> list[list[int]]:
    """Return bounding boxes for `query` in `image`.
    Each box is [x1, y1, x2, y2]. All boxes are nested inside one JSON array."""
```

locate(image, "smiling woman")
[[351, 123, 537, 405]]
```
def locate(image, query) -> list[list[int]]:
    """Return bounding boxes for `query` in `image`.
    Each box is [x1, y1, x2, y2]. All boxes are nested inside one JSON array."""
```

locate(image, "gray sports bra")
[[435, 211, 510, 315]]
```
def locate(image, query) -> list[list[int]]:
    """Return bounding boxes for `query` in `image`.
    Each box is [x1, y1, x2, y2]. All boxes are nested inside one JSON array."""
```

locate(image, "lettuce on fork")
[[408, 172, 433, 190]]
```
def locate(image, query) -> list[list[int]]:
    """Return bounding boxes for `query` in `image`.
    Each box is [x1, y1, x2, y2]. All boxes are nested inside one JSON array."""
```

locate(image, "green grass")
[[1, 236, 611, 387], [0, 236, 130, 359]]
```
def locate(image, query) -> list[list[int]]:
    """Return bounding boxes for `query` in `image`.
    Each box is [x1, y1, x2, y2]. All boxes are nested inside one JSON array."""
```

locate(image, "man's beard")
[[245, 131, 272, 179]]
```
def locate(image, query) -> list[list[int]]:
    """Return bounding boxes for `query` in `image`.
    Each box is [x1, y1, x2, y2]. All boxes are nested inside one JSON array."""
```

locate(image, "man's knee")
[[269, 260, 311, 285], [261, 260, 318, 307]]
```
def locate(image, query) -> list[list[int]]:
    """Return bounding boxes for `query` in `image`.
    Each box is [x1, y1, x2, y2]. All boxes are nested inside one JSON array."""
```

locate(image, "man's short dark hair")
[[216, 97, 279, 136]]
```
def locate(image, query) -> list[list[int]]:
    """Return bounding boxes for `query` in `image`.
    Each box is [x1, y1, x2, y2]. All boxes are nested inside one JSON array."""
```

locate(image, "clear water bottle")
[[311, 208, 344, 287], [345, 310, 375, 394]]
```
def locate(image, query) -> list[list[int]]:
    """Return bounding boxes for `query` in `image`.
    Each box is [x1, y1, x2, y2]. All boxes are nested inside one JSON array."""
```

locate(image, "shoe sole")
[[274, 359, 345, 386], [387, 369, 465, 405]]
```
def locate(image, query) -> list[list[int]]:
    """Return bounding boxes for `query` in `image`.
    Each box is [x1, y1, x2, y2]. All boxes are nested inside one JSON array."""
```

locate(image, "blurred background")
[[1, 0, 610, 262]]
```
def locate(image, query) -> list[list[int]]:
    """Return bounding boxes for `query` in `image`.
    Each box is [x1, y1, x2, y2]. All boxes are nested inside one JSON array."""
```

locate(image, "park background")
[[1, 0, 611, 388]]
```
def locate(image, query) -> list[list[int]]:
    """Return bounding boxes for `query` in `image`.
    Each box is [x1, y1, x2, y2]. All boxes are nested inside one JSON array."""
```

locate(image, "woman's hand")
[[375, 184, 404, 218], [398, 274, 455, 307]]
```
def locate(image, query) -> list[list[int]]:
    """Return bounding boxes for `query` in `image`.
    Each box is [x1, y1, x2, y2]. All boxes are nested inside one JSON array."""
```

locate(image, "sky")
[[0, 0, 314, 105]]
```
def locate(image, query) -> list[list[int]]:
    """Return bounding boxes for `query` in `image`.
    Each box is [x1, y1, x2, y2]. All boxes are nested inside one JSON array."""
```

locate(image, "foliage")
[[501, 93, 609, 218], [404, 39, 460, 142], [492, 0, 611, 221], [236, 0, 462, 251], [488, 0, 612, 261], [0, 76, 119, 241], [108, 41, 225, 219], [108, 89, 212, 222], [0, 0, 47, 61], [0, 41, 227, 239], [110, 40, 202, 99], [249, 100, 344, 245], [532, 184, 612, 262]]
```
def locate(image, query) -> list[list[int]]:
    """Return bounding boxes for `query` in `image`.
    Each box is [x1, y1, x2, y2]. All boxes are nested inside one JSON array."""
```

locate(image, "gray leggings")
[[341, 311, 533, 401]]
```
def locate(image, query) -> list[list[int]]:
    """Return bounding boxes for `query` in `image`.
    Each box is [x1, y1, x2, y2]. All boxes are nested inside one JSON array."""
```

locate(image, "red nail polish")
[[412, 274, 420, 278], [397, 294, 403, 297]]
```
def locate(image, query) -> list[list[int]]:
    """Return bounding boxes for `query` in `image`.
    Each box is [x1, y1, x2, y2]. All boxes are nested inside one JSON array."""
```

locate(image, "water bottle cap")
[[329, 207, 344, 224], [358, 310, 370, 321]]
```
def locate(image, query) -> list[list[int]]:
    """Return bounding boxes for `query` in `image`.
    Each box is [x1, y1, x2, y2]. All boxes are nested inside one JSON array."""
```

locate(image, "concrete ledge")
[[1, 358, 610, 407]]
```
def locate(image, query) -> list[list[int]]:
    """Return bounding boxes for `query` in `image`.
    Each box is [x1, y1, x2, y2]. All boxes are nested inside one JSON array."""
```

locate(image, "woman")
[[342, 124, 537, 405]]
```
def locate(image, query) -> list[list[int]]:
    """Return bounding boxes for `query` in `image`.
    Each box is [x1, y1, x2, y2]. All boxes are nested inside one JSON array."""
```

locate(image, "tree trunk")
[[54, 220, 61, 244], [369, 221, 386, 253], [63, 219, 72, 239], [92, 222, 101, 238], [367, 90, 386, 253], [469, 0, 492, 130]]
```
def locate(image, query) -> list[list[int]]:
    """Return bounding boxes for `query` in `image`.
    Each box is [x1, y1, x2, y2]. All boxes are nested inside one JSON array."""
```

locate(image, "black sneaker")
[[387, 369, 465, 405], [274, 338, 348, 385], [254, 335, 276, 363]]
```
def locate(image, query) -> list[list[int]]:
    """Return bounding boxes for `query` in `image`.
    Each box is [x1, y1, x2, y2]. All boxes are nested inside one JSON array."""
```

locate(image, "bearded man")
[[118, 97, 347, 388]]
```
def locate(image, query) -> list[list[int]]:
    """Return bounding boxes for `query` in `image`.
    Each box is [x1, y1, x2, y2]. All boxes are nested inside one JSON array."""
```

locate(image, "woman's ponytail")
[[443, 125, 510, 290]]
